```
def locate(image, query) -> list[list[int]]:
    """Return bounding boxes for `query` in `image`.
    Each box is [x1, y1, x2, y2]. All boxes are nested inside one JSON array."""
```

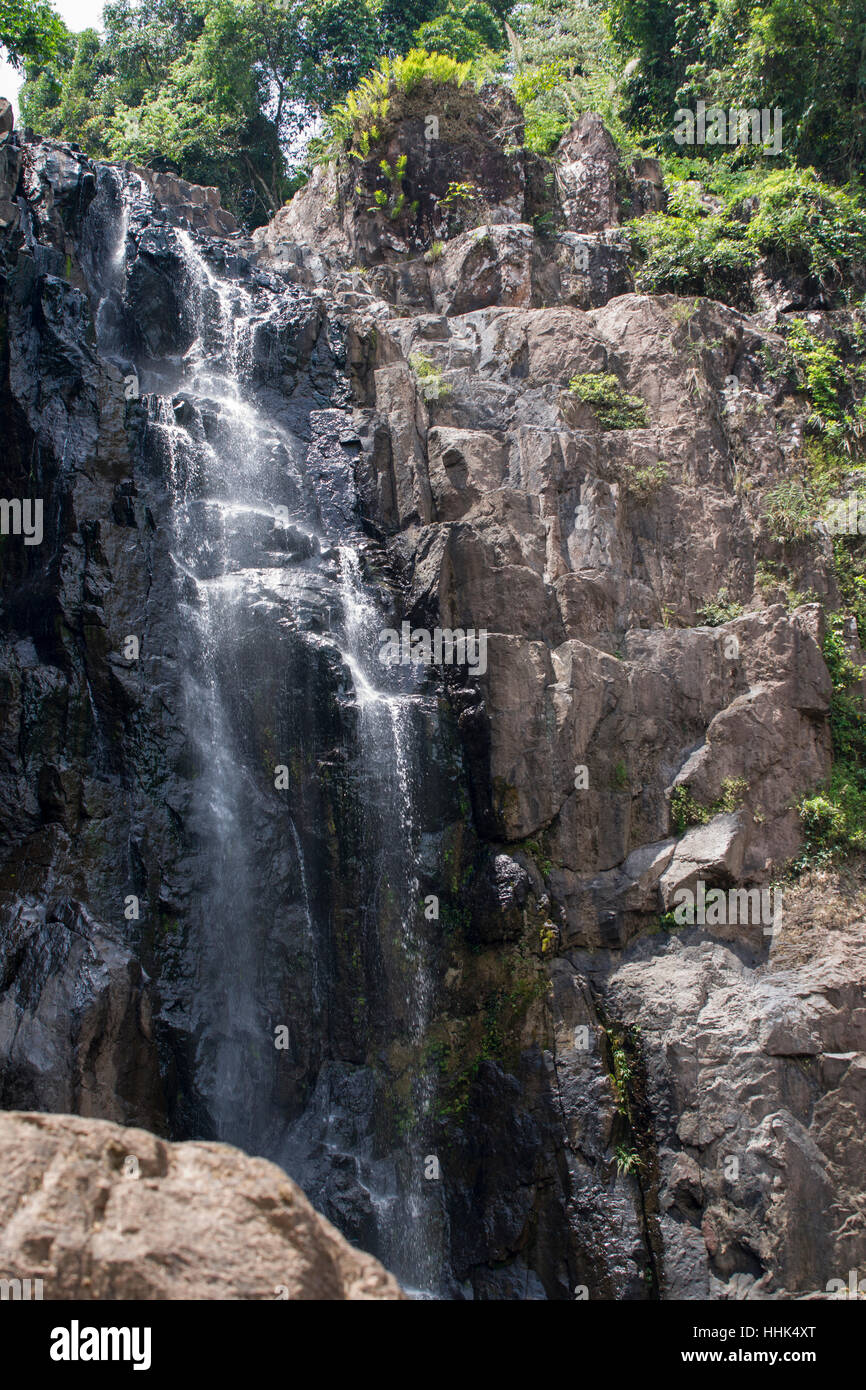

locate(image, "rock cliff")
[[1, 85, 864, 1300]]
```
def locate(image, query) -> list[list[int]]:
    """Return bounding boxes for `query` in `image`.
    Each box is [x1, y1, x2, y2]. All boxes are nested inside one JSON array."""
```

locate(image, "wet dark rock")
[[135, 167, 239, 237], [0, 897, 163, 1126]]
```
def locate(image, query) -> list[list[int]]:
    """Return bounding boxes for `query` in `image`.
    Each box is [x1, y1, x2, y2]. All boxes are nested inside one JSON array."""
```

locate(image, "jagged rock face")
[[604, 911, 866, 1298], [0, 1111, 403, 1298], [350, 297, 834, 911], [253, 86, 638, 315], [135, 168, 239, 237], [251, 89, 866, 1300], [0, 898, 163, 1126], [1, 85, 864, 1303]]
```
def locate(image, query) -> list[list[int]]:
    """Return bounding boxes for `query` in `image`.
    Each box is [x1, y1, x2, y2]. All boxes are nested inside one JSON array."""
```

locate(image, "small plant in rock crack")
[[441, 180, 476, 209], [670, 777, 748, 835], [539, 922, 558, 954], [697, 587, 744, 626], [624, 459, 669, 499], [569, 372, 649, 430], [423, 239, 445, 263], [614, 1143, 642, 1176], [438, 181, 478, 232], [367, 155, 412, 221], [608, 1029, 636, 1117], [409, 351, 451, 400], [762, 478, 814, 543]]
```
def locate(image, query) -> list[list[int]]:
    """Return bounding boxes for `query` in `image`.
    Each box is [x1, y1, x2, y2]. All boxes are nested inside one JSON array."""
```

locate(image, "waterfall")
[[85, 170, 446, 1294]]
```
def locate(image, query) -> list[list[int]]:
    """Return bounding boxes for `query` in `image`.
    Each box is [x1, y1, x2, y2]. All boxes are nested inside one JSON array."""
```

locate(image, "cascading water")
[[83, 167, 448, 1294]]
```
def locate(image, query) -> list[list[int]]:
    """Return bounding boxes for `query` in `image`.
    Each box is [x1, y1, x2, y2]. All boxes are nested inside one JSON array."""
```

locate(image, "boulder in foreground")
[[0, 1111, 404, 1300]]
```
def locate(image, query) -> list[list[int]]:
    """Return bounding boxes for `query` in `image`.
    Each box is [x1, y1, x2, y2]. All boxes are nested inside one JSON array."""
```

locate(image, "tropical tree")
[[0, 0, 65, 68]]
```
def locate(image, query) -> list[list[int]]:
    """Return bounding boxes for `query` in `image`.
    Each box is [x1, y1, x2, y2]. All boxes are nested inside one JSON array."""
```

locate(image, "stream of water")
[[84, 167, 445, 1294]]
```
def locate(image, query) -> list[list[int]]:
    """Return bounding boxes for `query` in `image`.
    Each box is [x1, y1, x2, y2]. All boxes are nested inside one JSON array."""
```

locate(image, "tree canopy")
[[0, 0, 65, 68], [14, 0, 866, 225]]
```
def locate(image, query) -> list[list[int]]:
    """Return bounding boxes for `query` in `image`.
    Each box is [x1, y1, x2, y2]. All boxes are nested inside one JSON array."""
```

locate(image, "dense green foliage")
[[511, 0, 627, 153], [20, 0, 387, 221], [630, 168, 866, 306], [607, 0, 866, 182], [0, 0, 64, 67], [670, 778, 748, 835], [16, 0, 866, 232], [415, 1, 506, 61], [797, 618, 866, 862]]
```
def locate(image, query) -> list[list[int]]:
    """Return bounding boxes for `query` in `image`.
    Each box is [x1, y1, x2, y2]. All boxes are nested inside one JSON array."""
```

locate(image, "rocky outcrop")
[[135, 168, 239, 237], [605, 884, 866, 1298], [249, 86, 866, 1299], [0, 1111, 403, 1298], [1, 81, 864, 1302]]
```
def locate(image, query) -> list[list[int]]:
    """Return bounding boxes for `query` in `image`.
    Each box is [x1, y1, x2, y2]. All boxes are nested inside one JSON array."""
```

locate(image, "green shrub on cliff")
[[410, 351, 452, 399], [316, 48, 475, 161], [697, 588, 743, 626], [762, 479, 814, 544], [569, 372, 648, 430], [670, 778, 748, 836], [629, 202, 756, 302], [629, 169, 866, 307], [743, 170, 866, 287], [796, 617, 866, 864]]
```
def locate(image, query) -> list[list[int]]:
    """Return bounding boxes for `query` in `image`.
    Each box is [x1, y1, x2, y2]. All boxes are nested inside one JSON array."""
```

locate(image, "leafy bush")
[[798, 786, 848, 848], [625, 460, 669, 499], [742, 169, 866, 286], [614, 1144, 642, 1176], [782, 320, 866, 453], [823, 616, 866, 764], [629, 169, 866, 308], [832, 535, 866, 643], [569, 373, 648, 430], [697, 588, 744, 626], [798, 770, 866, 862], [629, 179, 757, 301], [410, 351, 451, 400], [630, 214, 757, 302], [796, 615, 866, 864], [317, 48, 474, 159]]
